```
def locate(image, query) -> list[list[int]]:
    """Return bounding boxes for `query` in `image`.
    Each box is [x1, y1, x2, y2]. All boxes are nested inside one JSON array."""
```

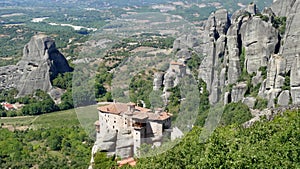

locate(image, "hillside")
[[0, 109, 95, 168], [1, 0, 300, 168], [134, 109, 300, 168]]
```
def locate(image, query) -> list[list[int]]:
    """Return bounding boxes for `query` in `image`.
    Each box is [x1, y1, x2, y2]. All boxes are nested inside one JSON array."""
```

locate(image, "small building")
[[1, 102, 15, 111], [95, 102, 172, 158]]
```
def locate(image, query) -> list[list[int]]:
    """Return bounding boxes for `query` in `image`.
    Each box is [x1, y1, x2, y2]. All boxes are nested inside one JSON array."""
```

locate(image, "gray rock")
[[49, 88, 66, 104], [0, 35, 72, 97], [252, 71, 263, 87], [241, 17, 279, 73], [258, 79, 268, 98], [226, 17, 244, 84], [173, 34, 199, 52], [231, 82, 248, 102], [277, 90, 290, 106], [153, 72, 164, 91], [262, 7, 275, 19], [266, 89, 281, 108], [291, 87, 300, 104], [271, 0, 296, 17], [280, 0, 300, 70], [198, 9, 230, 104], [266, 54, 286, 90], [246, 3, 257, 15], [291, 55, 300, 87], [175, 49, 191, 62], [224, 92, 230, 105], [242, 97, 256, 108]]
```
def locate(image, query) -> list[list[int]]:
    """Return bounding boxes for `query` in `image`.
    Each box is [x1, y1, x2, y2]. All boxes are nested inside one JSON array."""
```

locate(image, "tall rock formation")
[[198, 9, 230, 104], [241, 17, 279, 73], [155, 0, 300, 109], [0, 34, 72, 96]]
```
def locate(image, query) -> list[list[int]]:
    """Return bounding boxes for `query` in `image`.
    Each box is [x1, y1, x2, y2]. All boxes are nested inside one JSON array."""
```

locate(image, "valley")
[[0, 0, 299, 168]]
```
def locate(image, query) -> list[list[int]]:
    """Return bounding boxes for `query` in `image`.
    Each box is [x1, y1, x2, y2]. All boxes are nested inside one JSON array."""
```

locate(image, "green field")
[[0, 105, 98, 130], [0, 107, 99, 169]]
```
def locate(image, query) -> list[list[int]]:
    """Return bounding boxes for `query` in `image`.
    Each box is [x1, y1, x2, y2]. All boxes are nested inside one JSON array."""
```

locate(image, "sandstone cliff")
[[161, 0, 300, 110], [0, 34, 72, 97]]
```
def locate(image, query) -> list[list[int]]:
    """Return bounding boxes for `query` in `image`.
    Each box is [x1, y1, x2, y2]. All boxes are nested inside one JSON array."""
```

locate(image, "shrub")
[[254, 97, 268, 110], [259, 66, 267, 79], [221, 101, 252, 126]]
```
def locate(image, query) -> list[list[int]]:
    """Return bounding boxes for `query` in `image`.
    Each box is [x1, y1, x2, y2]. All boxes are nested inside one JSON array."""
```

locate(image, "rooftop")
[[98, 103, 172, 121], [117, 157, 136, 167]]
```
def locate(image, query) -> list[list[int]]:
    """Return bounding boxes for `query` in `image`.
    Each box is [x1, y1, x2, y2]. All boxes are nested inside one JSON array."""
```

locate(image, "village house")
[[1, 102, 14, 111], [94, 102, 172, 158], [1, 102, 24, 111]]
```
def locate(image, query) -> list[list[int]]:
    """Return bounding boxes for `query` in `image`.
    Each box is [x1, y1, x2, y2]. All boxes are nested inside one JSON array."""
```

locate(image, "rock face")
[[156, 0, 300, 113], [241, 17, 279, 73], [271, 0, 296, 17], [198, 9, 230, 104], [0, 35, 72, 96], [277, 90, 290, 106], [231, 82, 248, 102], [172, 34, 199, 52], [280, 0, 300, 71], [195, 1, 296, 107]]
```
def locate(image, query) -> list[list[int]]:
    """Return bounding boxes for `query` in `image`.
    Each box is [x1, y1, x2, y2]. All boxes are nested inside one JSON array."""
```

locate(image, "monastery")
[[94, 102, 172, 158]]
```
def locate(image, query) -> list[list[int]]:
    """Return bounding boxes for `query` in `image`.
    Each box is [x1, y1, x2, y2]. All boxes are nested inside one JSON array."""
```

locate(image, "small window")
[[114, 121, 116, 123], [113, 126, 115, 129]]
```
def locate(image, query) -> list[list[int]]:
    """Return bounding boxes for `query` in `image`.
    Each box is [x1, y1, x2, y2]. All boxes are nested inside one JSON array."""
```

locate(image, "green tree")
[[221, 101, 252, 126], [93, 152, 117, 169]]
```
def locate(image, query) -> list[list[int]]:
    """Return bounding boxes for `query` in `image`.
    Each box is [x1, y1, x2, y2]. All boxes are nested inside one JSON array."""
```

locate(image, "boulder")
[[242, 97, 256, 108], [277, 90, 290, 106]]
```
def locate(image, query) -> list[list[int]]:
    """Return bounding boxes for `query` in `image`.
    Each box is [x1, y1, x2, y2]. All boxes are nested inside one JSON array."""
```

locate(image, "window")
[[114, 121, 116, 123]]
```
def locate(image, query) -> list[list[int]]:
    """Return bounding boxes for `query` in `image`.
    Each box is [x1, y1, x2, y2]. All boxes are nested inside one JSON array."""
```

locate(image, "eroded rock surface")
[[0, 35, 72, 96]]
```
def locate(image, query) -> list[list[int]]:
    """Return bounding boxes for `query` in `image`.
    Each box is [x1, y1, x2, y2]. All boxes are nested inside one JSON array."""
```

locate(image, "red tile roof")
[[4, 103, 14, 109], [117, 157, 136, 167], [98, 103, 171, 121]]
